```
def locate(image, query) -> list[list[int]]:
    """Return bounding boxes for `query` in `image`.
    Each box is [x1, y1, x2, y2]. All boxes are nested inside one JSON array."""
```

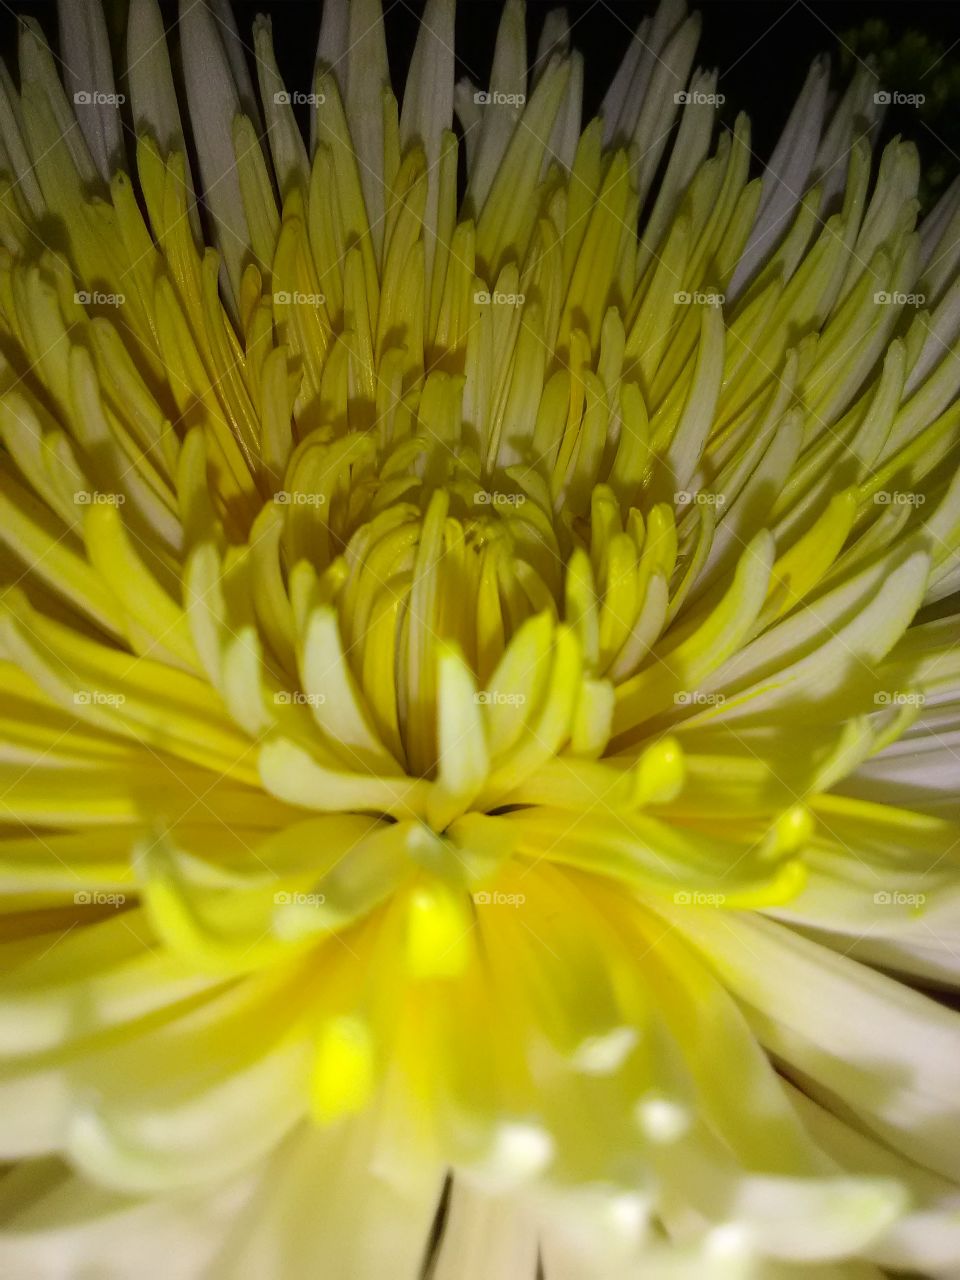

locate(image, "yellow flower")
[[1, 0, 959, 1275]]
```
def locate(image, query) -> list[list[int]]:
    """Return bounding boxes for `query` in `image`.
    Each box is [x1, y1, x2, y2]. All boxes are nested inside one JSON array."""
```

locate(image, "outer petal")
[[670, 907, 960, 1182]]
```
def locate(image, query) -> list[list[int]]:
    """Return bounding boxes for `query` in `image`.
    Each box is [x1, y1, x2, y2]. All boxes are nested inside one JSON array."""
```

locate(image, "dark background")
[[2, 1, 958, 207]]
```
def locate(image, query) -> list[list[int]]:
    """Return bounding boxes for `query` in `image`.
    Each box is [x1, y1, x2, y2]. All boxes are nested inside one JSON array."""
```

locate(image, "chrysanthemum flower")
[[0, 0, 959, 1274]]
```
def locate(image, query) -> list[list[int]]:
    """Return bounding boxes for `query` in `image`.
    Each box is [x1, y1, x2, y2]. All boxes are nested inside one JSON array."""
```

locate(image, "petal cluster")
[[0, 0, 958, 1275]]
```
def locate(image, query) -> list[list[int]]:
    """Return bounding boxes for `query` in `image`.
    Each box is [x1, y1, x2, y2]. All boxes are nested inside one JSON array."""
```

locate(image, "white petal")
[[464, 0, 527, 209], [629, 13, 701, 206], [0, 62, 43, 216], [126, 0, 202, 239], [58, 0, 123, 179], [210, 1100, 445, 1279], [206, 0, 261, 122], [399, 0, 455, 283], [0, 910, 219, 1061], [810, 64, 881, 215], [843, 693, 960, 815], [64, 1013, 311, 1194], [252, 15, 310, 201], [0, 1157, 255, 1280], [315, 0, 349, 80], [0, 1060, 70, 1159], [534, 8, 571, 82], [127, 0, 181, 151], [700, 546, 929, 722], [345, 0, 390, 245], [787, 1086, 960, 1275], [313, 0, 348, 150], [431, 1180, 540, 1280], [656, 1116, 906, 1264], [601, 0, 686, 146], [920, 175, 960, 306], [178, 0, 256, 311], [19, 17, 99, 190], [769, 805, 960, 985], [729, 57, 831, 298], [672, 909, 960, 1181], [545, 49, 583, 175]]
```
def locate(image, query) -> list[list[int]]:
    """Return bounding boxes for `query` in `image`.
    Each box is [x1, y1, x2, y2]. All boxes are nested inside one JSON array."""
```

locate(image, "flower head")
[[1, 0, 960, 1275]]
